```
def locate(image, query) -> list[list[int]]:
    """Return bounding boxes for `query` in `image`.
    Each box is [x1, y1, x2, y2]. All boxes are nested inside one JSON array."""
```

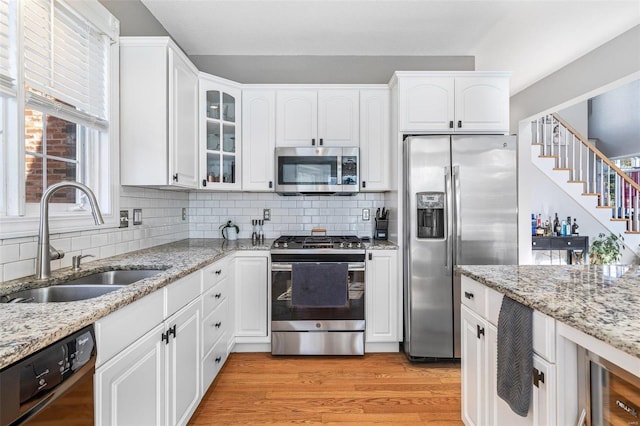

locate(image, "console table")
[[531, 236, 589, 264]]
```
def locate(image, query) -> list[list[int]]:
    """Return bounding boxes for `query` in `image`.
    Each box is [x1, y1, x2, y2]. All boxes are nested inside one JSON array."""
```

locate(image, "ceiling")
[[141, 0, 640, 94]]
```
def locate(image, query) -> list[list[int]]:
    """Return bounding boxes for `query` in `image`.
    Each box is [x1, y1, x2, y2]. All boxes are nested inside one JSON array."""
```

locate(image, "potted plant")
[[219, 220, 239, 240], [589, 233, 625, 264]]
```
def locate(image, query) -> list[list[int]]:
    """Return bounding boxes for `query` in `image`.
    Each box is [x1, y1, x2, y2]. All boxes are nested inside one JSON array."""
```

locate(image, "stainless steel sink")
[[63, 269, 162, 285], [1, 284, 125, 303], [0, 269, 163, 303]]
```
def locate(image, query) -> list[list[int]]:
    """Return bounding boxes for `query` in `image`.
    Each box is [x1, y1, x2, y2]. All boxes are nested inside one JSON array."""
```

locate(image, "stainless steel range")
[[270, 235, 366, 355]]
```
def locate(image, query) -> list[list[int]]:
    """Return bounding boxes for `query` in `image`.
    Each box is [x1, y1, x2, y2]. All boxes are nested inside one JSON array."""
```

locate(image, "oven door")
[[271, 261, 365, 331]]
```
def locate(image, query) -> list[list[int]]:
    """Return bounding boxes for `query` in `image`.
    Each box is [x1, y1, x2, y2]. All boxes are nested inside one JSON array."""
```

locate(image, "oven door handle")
[[271, 262, 366, 272]]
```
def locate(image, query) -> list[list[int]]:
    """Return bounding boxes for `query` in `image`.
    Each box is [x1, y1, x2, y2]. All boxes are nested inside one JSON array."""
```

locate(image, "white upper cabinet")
[[359, 89, 390, 191], [120, 37, 199, 188], [276, 89, 359, 147], [396, 72, 510, 134], [199, 74, 242, 190], [242, 89, 276, 191]]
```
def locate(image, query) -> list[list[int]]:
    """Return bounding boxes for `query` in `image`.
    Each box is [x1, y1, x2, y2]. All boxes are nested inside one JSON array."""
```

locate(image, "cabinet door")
[[169, 47, 199, 188], [461, 305, 487, 426], [532, 355, 555, 426], [454, 77, 509, 133], [95, 323, 166, 426], [399, 76, 454, 132], [318, 89, 359, 147], [200, 77, 241, 190], [166, 299, 201, 426], [359, 89, 390, 191], [365, 249, 398, 342], [234, 255, 269, 338], [242, 89, 276, 191], [276, 90, 317, 147]]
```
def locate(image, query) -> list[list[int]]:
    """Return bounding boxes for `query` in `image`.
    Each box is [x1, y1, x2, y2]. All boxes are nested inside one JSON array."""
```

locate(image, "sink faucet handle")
[[72, 254, 95, 271], [49, 246, 65, 261]]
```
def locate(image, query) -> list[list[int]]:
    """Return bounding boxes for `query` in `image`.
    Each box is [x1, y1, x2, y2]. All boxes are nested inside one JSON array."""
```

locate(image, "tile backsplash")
[[187, 192, 386, 239], [0, 189, 386, 281], [0, 187, 189, 282]]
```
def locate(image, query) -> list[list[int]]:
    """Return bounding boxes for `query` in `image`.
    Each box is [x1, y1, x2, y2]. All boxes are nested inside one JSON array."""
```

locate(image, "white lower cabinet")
[[461, 276, 556, 426], [365, 249, 399, 344], [95, 299, 200, 426], [234, 253, 269, 341]]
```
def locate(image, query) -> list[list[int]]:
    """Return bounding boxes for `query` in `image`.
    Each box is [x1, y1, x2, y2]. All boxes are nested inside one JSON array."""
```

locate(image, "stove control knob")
[[348, 242, 353, 248], [357, 242, 362, 248], [283, 242, 288, 248], [339, 242, 345, 248]]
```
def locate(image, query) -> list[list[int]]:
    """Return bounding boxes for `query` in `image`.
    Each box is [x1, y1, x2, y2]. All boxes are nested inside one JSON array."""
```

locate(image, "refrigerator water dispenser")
[[416, 192, 445, 239]]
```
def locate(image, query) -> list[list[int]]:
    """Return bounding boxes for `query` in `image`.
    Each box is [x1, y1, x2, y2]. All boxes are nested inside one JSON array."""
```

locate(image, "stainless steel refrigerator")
[[403, 135, 517, 360]]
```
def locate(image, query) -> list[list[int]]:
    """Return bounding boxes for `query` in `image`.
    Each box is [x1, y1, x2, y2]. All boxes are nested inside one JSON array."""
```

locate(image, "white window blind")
[[0, 0, 15, 95], [23, 0, 109, 123]]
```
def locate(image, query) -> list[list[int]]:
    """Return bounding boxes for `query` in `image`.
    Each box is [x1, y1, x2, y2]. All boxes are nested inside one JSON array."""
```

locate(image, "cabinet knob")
[[202, 179, 207, 187], [215, 322, 222, 328], [464, 291, 474, 300], [449, 121, 454, 129], [269, 181, 273, 189], [457, 120, 462, 128], [215, 269, 222, 275], [362, 181, 366, 189], [311, 138, 316, 146], [368, 252, 372, 261], [172, 173, 178, 182], [532, 242, 537, 246], [215, 356, 222, 363], [168, 324, 176, 338], [215, 293, 222, 299], [476, 324, 485, 339], [533, 368, 545, 387], [567, 242, 571, 246], [319, 138, 323, 146]]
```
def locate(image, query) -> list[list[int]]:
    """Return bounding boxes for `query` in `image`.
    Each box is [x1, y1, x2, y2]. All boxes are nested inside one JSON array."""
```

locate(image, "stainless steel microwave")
[[275, 147, 359, 195]]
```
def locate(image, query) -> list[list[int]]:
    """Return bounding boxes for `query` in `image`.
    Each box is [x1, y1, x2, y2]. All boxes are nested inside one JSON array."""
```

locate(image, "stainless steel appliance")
[[578, 349, 640, 426], [404, 135, 517, 360], [275, 146, 359, 194], [0, 325, 96, 425], [271, 235, 366, 355]]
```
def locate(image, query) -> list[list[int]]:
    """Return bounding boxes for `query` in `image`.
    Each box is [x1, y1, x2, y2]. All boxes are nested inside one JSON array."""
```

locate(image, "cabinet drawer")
[[531, 237, 551, 249], [202, 257, 230, 292], [202, 335, 228, 394], [165, 271, 201, 318], [202, 278, 227, 315], [202, 300, 228, 356], [461, 275, 486, 315], [550, 237, 585, 250], [95, 289, 164, 367]]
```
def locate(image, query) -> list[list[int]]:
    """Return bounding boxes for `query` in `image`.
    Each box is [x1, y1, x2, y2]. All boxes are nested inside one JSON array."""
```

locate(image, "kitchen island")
[[456, 264, 640, 426]]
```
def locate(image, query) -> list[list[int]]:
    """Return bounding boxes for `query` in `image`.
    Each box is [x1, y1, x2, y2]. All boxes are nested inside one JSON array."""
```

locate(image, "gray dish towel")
[[291, 262, 348, 308], [497, 296, 533, 417]]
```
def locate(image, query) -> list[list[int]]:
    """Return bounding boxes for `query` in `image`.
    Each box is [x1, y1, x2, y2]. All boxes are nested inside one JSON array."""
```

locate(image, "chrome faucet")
[[36, 182, 104, 280]]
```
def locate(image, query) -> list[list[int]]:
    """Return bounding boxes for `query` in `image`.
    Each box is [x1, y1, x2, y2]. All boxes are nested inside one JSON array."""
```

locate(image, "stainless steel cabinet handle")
[[476, 324, 485, 339]]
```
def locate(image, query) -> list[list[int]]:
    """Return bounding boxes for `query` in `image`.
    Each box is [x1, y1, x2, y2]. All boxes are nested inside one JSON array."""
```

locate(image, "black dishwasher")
[[0, 325, 96, 426]]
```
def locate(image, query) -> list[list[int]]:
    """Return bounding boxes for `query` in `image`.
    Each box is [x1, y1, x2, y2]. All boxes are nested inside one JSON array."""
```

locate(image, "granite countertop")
[[456, 264, 640, 360], [0, 238, 272, 370], [365, 239, 398, 250]]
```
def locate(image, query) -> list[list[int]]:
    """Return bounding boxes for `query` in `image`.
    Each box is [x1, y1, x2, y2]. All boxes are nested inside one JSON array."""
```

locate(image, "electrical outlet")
[[119, 210, 129, 228], [263, 208, 271, 221], [133, 208, 142, 225], [362, 208, 370, 221], [182, 208, 187, 221]]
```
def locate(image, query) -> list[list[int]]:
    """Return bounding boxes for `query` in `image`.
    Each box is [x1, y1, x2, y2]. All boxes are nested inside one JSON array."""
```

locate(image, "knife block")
[[374, 219, 388, 240]]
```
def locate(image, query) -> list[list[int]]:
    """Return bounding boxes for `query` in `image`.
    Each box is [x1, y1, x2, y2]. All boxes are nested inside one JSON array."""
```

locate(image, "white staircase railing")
[[531, 113, 640, 234]]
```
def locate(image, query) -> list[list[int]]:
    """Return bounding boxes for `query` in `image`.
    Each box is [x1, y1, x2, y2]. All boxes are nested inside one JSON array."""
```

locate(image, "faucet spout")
[[36, 181, 104, 280]]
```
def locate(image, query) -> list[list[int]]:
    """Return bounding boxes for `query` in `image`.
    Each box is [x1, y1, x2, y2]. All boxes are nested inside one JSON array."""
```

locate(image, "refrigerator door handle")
[[453, 165, 461, 266], [444, 166, 453, 270]]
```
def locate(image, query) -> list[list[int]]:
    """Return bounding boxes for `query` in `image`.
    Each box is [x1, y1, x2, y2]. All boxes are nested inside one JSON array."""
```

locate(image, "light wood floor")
[[189, 352, 462, 425]]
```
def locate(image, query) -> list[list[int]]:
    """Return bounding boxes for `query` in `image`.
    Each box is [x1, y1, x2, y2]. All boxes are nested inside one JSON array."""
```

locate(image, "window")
[[0, 0, 119, 237]]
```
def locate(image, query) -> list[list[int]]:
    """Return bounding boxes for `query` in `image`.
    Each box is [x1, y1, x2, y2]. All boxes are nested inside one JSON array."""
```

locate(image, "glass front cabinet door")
[[199, 75, 241, 189]]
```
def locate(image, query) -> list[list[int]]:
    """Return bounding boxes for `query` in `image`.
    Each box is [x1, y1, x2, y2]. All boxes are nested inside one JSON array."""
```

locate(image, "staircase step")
[[553, 168, 572, 171], [625, 231, 640, 234], [582, 193, 599, 196], [611, 218, 630, 222], [569, 180, 586, 184], [532, 143, 543, 146], [539, 155, 557, 159]]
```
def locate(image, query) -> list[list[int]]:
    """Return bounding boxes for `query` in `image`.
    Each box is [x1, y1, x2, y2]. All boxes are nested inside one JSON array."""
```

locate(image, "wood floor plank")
[[189, 352, 462, 425]]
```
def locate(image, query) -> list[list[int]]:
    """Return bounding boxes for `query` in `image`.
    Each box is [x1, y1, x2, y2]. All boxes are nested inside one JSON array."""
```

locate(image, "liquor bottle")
[[553, 213, 561, 237], [536, 216, 545, 236], [561, 220, 568, 236], [544, 218, 551, 236], [572, 218, 579, 236], [531, 214, 537, 236]]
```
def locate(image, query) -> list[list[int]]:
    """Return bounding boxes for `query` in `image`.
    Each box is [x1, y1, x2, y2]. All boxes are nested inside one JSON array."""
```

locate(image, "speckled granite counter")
[[456, 265, 640, 360], [365, 240, 398, 250], [0, 238, 272, 370]]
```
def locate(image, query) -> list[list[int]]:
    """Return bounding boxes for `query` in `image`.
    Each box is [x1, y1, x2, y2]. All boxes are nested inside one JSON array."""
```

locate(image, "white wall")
[[188, 192, 386, 239], [0, 187, 189, 282]]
